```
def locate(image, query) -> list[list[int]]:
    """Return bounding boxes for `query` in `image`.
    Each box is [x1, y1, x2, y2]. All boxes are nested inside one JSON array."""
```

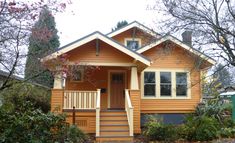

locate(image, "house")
[[42, 21, 215, 142]]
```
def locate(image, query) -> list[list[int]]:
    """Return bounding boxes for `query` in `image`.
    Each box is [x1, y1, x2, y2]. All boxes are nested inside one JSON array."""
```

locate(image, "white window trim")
[[141, 68, 191, 100], [124, 38, 142, 49]]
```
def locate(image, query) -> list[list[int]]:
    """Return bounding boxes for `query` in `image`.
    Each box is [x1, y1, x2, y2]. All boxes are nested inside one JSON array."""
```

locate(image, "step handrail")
[[96, 89, 101, 137], [125, 89, 133, 136]]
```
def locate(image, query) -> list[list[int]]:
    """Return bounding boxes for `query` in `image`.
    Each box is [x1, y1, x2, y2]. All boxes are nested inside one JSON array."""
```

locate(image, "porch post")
[[53, 73, 63, 89], [130, 67, 139, 90]]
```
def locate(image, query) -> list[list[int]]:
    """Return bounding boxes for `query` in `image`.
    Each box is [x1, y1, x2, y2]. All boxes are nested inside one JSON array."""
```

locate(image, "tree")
[[112, 20, 128, 31], [25, 6, 60, 88], [0, 0, 68, 91], [155, 0, 235, 67], [213, 63, 233, 87]]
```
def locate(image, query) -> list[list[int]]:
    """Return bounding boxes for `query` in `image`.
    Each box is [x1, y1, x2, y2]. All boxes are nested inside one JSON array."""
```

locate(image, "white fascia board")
[[107, 22, 157, 38], [137, 35, 216, 65]]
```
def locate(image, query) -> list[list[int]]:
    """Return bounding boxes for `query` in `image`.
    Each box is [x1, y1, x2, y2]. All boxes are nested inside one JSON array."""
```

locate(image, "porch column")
[[130, 67, 139, 90], [53, 74, 63, 89]]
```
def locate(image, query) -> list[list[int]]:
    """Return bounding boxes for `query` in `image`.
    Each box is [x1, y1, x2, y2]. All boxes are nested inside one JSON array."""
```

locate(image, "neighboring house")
[[0, 69, 23, 86], [0, 70, 24, 106], [42, 21, 215, 142]]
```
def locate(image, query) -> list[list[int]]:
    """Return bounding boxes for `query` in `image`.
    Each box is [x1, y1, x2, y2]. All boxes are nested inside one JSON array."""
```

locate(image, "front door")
[[110, 72, 125, 109]]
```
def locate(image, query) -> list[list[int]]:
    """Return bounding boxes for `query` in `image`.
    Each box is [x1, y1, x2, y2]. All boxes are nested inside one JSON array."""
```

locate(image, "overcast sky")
[[55, 0, 159, 47]]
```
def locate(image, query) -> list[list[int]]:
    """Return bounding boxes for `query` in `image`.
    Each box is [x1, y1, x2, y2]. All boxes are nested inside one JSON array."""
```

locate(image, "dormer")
[[107, 21, 160, 50]]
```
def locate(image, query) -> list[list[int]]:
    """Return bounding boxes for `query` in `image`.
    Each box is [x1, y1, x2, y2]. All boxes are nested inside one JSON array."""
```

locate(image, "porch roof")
[[41, 31, 151, 66]]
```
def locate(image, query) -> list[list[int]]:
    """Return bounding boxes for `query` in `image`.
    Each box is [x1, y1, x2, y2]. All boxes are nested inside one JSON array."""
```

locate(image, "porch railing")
[[63, 90, 99, 109], [125, 89, 133, 136]]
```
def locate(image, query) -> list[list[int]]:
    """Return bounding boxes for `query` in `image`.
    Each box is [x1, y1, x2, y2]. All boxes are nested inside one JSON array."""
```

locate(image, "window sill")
[[141, 96, 191, 100]]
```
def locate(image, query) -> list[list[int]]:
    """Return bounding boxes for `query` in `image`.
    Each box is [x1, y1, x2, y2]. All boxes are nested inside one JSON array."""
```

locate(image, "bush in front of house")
[[1, 82, 51, 113], [0, 84, 87, 143], [183, 115, 220, 141], [143, 102, 235, 142], [66, 125, 87, 143], [143, 115, 179, 142], [0, 102, 87, 143]]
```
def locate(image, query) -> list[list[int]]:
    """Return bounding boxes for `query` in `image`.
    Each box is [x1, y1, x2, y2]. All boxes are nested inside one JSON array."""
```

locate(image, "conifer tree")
[[25, 6, 60, 87]]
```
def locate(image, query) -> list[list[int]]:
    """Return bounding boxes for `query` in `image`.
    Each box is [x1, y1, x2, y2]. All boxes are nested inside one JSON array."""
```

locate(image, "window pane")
[[176, 72, 187, 96], [160, 72, 171, 83], [160, 85, 171, 96], [176, 85, 187, 96], [144, 85, 155, 96], [176, 72, 187, 84], [127, 40, 139, 50], [144, 72, 155, 83]]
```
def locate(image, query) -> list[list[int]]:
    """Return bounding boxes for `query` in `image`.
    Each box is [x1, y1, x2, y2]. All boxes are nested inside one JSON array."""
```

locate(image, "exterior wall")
[[129, 90, 141, 133], [112, 28, 155, 47], [140, 44, 202, 113], [65, 111, 96, 133], [51, 89, 63, 113], [67, 40, 134, 63]]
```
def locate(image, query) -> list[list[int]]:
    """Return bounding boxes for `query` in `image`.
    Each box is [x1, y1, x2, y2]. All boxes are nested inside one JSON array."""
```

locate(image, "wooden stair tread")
[[100, 130, 129, 132], [96, 135, 133, 138], [100, 119, 127, 121], [100, 124, 128, 126], [101, 114, 126, 117]]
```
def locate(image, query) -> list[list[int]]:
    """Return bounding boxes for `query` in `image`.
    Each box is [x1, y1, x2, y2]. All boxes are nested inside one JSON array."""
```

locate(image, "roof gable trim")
[[107, 21, 159, 38], [136, 35, 216, 65], [42, 32, 151, 66]]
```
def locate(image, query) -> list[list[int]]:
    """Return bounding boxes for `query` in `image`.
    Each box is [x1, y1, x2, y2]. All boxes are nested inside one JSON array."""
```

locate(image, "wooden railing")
[[96, 89, 101, 137], [125, 89, 133, 136], [63, 90, 98, 109]]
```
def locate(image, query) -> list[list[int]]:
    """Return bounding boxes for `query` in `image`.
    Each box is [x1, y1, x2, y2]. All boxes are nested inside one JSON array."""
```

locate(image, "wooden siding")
[[65, 111, 96, 133], [112, 28, 155, 47], [67, 40, 134, 63], [51, 89, 63, 113], [129, 90, 141, 133], [140, 44, 202, 113]]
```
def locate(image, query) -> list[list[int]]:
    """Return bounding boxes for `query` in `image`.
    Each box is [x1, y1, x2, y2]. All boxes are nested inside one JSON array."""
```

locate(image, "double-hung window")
[[144, 72, 156, 97], [160, 72, 172, 96], [176, 72, 187, 96]]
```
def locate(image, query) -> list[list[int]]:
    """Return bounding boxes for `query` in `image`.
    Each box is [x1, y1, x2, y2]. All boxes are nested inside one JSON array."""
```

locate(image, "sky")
[[55, 0, 159, 47]]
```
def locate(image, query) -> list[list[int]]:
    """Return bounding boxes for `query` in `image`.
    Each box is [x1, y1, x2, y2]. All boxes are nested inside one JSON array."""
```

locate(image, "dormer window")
[[125, 38, 141, 50]]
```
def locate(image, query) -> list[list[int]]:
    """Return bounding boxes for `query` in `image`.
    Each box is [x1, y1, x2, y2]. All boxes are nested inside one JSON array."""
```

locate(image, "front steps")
[[96, 110, 133, 142]]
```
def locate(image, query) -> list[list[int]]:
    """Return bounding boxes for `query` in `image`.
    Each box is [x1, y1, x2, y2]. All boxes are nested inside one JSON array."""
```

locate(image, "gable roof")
[[107, 21, 160, 38], [42, 31, 151, 66], [136, 35, 216, 65]]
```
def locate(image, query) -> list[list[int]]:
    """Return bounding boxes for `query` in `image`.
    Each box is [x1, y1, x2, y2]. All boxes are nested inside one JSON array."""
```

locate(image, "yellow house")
[[42, 21, 215, 142]]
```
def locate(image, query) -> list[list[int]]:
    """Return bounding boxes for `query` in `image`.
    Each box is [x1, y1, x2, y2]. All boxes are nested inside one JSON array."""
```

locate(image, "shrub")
[[184, 115, 220, 141], [66, 125, 87, 143], [1, 82, 51, 113], [0, 87, 87, 143], [143, 115, 179, 142], [219, 127, 235, 138]]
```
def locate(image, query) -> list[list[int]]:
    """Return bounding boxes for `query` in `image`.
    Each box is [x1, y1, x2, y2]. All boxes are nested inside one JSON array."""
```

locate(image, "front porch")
[[51, 66, 141, 142]]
